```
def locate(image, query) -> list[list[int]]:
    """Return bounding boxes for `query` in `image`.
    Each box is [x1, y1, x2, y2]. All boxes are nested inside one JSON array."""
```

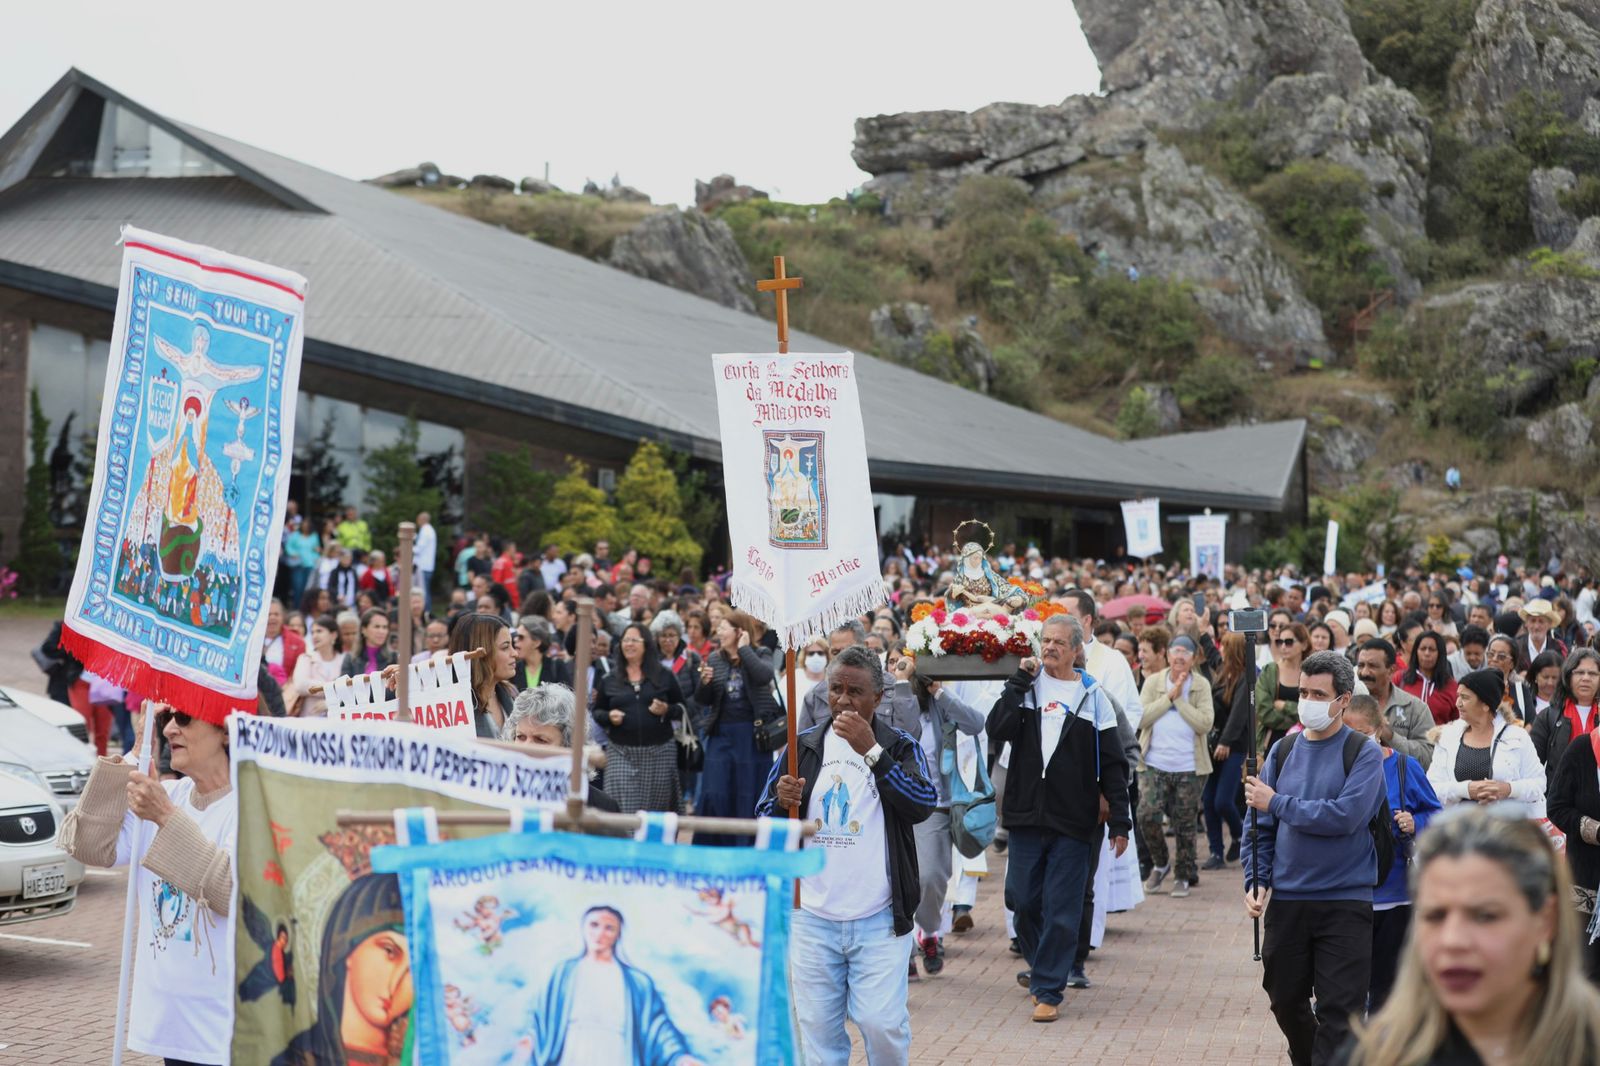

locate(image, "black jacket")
[[1530, 700, 1589, 771], [1215, 673, 1253, 751], [593, 665, 686, 747], [756, 714, 936, 936], [987, 667, 1132, 842], [512, 657, 573, 693], [1547, 733, 1600, 892], [694, 646, 779, 735]]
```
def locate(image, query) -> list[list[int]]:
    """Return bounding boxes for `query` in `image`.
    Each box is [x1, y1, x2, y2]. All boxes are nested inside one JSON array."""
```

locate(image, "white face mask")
[[1297, 698, 1338, 732], [804, 652, 827, 674]]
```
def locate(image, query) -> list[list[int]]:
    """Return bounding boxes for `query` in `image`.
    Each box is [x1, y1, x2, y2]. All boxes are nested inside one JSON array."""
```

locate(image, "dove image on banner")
[[712, 353, 884, 649], [61, 226, 306, 723], [1121, 498, 1163, 559], [1189, 514, 1227, 579]]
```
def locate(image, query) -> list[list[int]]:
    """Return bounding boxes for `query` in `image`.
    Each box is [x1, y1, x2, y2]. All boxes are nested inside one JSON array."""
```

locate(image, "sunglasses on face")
[[158, 710, 195, 728], [1272, 637, 1297, 647]]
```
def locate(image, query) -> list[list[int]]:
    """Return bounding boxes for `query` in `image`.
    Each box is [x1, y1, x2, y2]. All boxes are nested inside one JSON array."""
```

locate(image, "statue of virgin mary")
[[945, 542, 1028, 619]]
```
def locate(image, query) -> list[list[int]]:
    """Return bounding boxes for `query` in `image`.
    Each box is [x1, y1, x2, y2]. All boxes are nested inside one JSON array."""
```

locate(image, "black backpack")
[[1271, 729, 1394, 888]]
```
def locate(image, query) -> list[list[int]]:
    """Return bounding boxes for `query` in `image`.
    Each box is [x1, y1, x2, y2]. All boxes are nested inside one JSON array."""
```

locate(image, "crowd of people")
[[36, 504, 1600, 1064]]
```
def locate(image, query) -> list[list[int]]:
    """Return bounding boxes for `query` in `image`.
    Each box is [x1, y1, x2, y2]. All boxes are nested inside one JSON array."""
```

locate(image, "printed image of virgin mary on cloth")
[[513, 905, 705, 1066]]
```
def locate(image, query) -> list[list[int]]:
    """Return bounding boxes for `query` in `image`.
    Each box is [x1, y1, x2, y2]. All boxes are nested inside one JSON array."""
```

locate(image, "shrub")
[[1419, 534, 1468, 574], [1081, 275, 1206, 376], [946, 176, 1086, 319], [1558, 174, 1600, 220], [613, 441, 702, 573], [12, 389, 63, 596], [363, 414, 443, 559], [1115, 387, 1164, 439], [1345, 0, 1478, 111], [1175, 352, 1255, 425], [470, 446, 556, 557], [1525, 246, 1599, 279], [1428, 132, 1533, 256], [546, 461, 619, 557]]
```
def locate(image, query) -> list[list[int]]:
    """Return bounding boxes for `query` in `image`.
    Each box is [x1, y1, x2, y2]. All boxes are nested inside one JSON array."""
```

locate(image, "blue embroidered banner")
[[62, 227, 306, 721], [372, 818, 818, 1065]]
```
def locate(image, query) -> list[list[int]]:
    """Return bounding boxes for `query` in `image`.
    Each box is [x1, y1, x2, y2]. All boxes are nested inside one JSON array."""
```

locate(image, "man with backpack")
[[1241, 650, 1388, 1066]]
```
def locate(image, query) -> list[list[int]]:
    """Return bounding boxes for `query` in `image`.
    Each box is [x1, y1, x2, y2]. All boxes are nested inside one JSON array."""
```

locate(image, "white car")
[[2, 683, 94, 747], [0, 766, 85, 926], [0, 695, 97, 812]]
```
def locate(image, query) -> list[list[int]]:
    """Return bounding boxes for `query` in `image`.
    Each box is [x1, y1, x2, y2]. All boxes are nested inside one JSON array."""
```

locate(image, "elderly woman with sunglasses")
[[60, 702, 240, 1065]]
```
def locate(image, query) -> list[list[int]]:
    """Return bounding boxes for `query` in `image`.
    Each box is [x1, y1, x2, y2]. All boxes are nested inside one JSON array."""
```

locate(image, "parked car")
[[2, 683, 92, 746], [0, 766, 85, 927], [0, 696, 96, 812]]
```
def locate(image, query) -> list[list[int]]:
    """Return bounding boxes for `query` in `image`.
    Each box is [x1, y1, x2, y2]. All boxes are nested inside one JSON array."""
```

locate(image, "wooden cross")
[[755, 255, 803, 354]]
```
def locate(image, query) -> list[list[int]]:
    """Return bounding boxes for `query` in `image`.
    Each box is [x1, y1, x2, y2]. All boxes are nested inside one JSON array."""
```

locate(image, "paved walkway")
[[0, 614, 1290, 1063]]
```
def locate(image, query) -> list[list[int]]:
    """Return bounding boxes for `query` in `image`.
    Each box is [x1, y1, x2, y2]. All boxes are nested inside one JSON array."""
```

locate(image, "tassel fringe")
[[59, 622, 253, 726], [729, 574, 887, 651]]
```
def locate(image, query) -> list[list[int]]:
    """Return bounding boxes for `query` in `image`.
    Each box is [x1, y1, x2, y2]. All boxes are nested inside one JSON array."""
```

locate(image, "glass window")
[[89, 103, 232, 179]]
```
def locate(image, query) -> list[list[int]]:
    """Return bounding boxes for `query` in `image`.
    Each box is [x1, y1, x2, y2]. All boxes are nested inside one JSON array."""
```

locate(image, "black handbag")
[[753, 711, 789, 754], [674, 712, 704, 773]]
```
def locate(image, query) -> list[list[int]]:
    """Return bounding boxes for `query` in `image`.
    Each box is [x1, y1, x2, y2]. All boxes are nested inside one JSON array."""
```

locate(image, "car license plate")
[[23, 863, 67, 900]]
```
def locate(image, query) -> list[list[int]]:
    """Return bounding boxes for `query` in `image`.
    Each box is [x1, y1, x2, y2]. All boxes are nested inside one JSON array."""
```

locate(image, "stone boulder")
[[1568, 216, 1600, 265], [867, 304, 999, 392], [607, 210, 755, 313], [519, 177, 559, 196], [1450, 0, 1600, 144], [1422, 276, 1600, 412], [1526, 401, 1597, 454], [370, 162, 443, 188], [601, 185, 652, 205], [694, 174, 768, 213], [469, 174, 515, 193], [1530, 167, 1580, 249], [1307, 421, 1376, 491], [1405, 485, 1600, 572]]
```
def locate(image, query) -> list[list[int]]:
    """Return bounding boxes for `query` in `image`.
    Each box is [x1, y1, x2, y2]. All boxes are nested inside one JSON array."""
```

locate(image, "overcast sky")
[[2, 1, 1101, 205]]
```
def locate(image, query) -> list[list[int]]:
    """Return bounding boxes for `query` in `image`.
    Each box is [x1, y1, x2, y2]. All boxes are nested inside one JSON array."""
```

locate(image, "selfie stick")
[[111, 704, 157, 1064], [1244, 624, 1262, 962]]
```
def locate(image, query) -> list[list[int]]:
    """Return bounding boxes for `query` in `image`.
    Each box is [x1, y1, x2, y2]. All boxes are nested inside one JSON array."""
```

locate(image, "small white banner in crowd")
[[1324, 520, 1340, 577], [1189, 514, 1227, 579], [1121, 498, 1163, 559], [324, 651, 477, 739], [711, 352, 884, 649]]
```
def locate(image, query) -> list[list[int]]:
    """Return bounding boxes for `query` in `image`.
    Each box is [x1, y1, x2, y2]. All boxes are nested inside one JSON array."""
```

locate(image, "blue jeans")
[[694, 721, 765, 847], [790, 906, 911, 1066], [1005, 828, 1095, 1005], [1203, 750, 1245, 858]]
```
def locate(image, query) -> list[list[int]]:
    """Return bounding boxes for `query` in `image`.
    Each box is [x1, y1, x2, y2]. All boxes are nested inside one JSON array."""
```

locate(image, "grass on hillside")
[[395, 187, 662, 261]]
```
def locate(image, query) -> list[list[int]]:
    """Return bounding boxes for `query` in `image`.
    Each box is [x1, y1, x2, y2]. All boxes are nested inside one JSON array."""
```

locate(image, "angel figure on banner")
[[766, 432, 825, 548], [454, 893, 517, 955], [684, 887, 761, 948], [943, 521, 1033, 620]]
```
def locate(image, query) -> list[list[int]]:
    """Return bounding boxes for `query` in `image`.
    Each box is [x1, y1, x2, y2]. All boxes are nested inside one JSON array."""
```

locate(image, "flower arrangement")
[[904, 605, 1046, 663]]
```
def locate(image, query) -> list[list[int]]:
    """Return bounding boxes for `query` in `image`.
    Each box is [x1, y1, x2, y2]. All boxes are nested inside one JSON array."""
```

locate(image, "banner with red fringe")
[[61, 227, 307, 724]]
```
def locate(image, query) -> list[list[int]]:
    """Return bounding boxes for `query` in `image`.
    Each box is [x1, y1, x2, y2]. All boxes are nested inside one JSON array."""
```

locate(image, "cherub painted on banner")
[[115, 317, 266, 637], [764, 431, 827, 549]]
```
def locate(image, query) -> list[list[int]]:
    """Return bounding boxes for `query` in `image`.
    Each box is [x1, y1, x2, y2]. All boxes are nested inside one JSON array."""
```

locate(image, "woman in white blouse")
[[289, 613, 344, 717], [1428, 668, 1547, 819]]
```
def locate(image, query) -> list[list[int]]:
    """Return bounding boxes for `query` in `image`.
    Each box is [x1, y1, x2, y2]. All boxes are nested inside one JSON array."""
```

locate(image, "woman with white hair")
[[502, 684, 620, 814], [649, 610, 701, 693]]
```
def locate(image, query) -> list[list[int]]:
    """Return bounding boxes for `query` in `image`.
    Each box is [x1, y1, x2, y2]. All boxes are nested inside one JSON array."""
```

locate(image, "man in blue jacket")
[[1242, 650, 1386, 1066]]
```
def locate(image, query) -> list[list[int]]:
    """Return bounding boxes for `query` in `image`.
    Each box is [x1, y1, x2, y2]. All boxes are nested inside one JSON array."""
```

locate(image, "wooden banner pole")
[[567, 599, 596, 825], [395, 522, 415, 722]]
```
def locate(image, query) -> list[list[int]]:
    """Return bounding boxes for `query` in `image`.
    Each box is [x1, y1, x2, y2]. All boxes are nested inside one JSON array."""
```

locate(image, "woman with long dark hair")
[[1532, 648, 1600, 773], [1397, 631, 1460, 726], [340, 608, 396, 679], [451, 612, 517, 737], [593, 623, 687, 813], [693, 610, 779, 846], [1201, 631, 1251, 869], [512, 617, 570, 692]]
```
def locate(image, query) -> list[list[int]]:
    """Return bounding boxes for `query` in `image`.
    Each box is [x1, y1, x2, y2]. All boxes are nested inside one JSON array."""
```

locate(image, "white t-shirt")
[[802, 729, 891, 922], [1036, 672, 1084, 775], [414, 521, 438, 573], [1577, 705, 1595, 731], [541, 557, 569, 590], [1146, 672, 1197, 773], [116, 778, 237, 1064]]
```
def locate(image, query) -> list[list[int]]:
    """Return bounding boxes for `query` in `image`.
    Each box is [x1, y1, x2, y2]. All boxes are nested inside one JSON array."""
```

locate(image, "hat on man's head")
[[1520, 598, 1557, 622], [1169, 635, 1199, 655]]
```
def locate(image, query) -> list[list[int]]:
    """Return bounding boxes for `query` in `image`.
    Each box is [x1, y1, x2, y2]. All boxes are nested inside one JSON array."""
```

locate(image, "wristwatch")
[[863, 743, 884, 769]]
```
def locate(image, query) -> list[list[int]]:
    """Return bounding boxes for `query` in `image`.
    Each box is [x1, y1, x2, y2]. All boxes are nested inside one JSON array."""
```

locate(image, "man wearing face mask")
[[1241, 651, 1387, 1066], [795, 620, 918, 735]]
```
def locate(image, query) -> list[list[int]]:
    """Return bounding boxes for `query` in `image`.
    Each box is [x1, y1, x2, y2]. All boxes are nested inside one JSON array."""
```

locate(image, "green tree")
[[546, 460, 619, 557], [1344, 0, 1478, 110], [1419, 534, 1468, 574], [1115, 386, 1164, 440], [613, 441, 703, 573], [362, 414, 442, 559], [298, 414, 349, 529], [1175, 352, 1255, 425], [661, 444, 725, 558], [13, 389, 64, 595], [470, 446, 556, 555]]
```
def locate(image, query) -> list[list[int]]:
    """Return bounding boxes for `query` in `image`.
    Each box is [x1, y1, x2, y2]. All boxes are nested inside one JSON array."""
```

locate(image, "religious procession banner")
[[1120, 498, 1162, 559], [372, 812, 820, 1065], [712, 352, 883, 649], [61, 227, 306, 722], [1189, 514, 1226, 579], [229, 715, 573, 1064], [326, 653, 478, 740]]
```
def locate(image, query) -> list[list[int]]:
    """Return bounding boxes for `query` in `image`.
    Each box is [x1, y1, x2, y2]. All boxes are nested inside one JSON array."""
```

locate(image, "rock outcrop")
[[1421, 276, 1600, 412], [850, 0, 1431, 357], [469, 174, 515, 193], [1526, 401, 1598, 456], [1404, 485, 1600, 572], [607, 211, 755, 313], [868, 304, 998, 392], [519, 177, 559, 196], [370, 162, 445, 188], [1450, 0, 1600, 143], [1530, 167, 1581, 249], [695, 174, 768, 213]]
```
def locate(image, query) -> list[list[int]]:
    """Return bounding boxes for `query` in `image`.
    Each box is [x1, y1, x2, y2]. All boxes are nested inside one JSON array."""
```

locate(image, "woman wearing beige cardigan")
[[1137, 635, 1214, 899], [60, 703, 237, 1065]]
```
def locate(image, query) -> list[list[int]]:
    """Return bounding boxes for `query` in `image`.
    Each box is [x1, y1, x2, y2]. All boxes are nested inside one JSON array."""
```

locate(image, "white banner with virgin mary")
[[711, 353, 884, 649]]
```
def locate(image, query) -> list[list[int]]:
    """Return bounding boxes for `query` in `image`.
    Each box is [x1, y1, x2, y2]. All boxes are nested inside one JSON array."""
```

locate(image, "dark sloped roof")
[[1127, 420, 1307, 506], [0, 69, 1300, 511]]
